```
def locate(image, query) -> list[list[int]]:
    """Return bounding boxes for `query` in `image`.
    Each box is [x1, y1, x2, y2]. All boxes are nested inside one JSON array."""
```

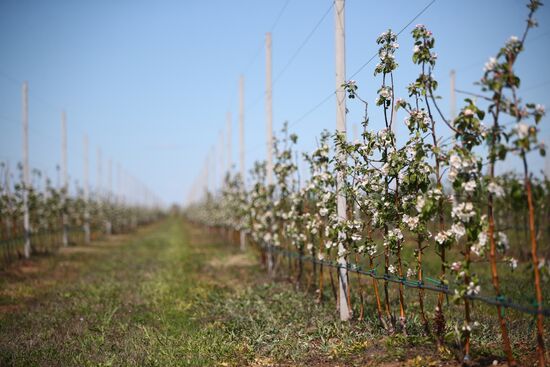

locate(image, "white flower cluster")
[[434, 222, 465, 246], [461, 180, 477, 193], [406, 268, 416, 278], [505, 35, 521, 52], [470, 231, 487, 256], [483, 57, 498, 72], [376, 86, 393, 106], [514, 122, 530, 139], [412, 24, 437, 65], [404, 109, 430, 132], [496, 231, 509, 253], [487, 182, 504, 198], [387, 228, 404, 241], [375, 29, 399, 75], [466, 281, 481, 296], [451, 202, 476, 223], [448, 153, 478, 183], [402, 214, 419, 231]]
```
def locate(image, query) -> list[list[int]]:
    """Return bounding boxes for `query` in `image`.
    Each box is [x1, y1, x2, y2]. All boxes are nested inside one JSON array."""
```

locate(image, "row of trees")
[[186, 1, 548, 365], [0, 162, 162, 265]]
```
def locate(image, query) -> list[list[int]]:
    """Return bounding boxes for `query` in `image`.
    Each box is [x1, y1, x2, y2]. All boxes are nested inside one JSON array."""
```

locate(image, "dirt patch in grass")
[[208, 252, 257, 269]]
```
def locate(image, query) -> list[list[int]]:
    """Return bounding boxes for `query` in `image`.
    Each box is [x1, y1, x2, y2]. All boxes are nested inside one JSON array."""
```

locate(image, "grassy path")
[[0, 219, 235, 366], [0, 218, 467, 366]]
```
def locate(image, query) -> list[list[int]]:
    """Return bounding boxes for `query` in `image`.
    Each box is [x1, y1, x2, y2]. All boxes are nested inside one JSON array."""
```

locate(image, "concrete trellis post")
[[239, 75, 247, 251], [205, 156, 209, 198], [97, 147, 108, 235], [83, 134, 90, 244], [106, 157, 112, 235], [211, 146, 216, 193], [96, 147, 102, 197], [265, 32, 275, 276], [226, 111, 232, 174], [116, 162, 121, 204], [265, 32, 274, 185], [22, 81, 31, 258], [450, 69, 456, 120], [335, 0, 351, 321], [61, 111, 69, 246], [239, 75, 245, 182], [219, 130, 225, 186]]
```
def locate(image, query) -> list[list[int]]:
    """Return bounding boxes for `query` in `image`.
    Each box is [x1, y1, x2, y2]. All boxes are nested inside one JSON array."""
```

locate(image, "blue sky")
[[1, 0, 549, 205]]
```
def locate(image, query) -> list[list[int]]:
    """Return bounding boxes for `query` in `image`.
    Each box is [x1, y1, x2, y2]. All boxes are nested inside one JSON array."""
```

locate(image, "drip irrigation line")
[[261, 243, 550, 317]]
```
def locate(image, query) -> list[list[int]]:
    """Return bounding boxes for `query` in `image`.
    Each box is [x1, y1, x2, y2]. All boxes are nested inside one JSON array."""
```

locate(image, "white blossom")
[[515, 122, 530, 139], [415, 195, 426, 213], [452, 202, 476, 222], [487, 182, 504, 198], [467, 282, 481, 295], [451, 261, 462, 272], [497, 232, 509, 251], [338, 231, 347, 241], [483, 57, 498, 72], [435, 231, 448, 244], [462, 180, 477, 193], [471, 232, 488, 256], [388, 228, 404, 241], [402, 214, 419, 231], [451, 223, 466, 239]]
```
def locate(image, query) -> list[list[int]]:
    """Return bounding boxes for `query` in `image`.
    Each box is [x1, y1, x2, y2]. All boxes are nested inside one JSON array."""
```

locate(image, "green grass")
[[0, 217, 545, 366]]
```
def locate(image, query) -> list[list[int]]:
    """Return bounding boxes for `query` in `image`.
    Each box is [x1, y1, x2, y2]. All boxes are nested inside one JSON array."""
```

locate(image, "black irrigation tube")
[[262, 244, 550, 317]]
